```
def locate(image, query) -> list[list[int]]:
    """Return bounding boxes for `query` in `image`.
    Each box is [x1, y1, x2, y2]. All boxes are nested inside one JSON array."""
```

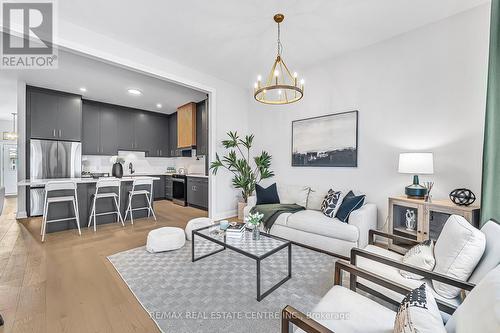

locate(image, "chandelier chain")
[[277, 22, 283, 56]]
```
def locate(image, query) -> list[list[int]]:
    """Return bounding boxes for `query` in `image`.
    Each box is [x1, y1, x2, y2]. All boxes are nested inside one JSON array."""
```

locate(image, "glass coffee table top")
[[194, 224, 290, 259]]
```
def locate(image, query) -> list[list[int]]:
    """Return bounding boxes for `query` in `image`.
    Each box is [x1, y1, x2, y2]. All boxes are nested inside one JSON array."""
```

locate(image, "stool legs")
[[125, 192, 156, 224], [113, 196, 125, 226], [72, 198, 82, 236], [146, 193, 157, 221]]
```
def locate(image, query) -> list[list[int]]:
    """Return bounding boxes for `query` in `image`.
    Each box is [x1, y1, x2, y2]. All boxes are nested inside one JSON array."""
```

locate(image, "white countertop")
[[186, 174, 209, 178], [18, 176, 160, 186]]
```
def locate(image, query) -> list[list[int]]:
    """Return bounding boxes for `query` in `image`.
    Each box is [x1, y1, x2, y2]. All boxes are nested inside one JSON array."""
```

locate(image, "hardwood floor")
[[0, 197, 208, 333]]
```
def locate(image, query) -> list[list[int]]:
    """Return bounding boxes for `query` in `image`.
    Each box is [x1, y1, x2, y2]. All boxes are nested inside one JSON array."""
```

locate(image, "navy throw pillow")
[[255, 183, 280, 205], [335, 191, 365, 222]]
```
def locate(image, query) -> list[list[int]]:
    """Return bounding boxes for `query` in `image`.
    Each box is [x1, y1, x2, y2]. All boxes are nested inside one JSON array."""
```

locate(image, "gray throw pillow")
[[399, 240, 436, 280]]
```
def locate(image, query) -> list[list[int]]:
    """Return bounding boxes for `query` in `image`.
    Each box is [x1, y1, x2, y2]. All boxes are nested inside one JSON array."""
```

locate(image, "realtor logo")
[[1, 1, 57, 68]]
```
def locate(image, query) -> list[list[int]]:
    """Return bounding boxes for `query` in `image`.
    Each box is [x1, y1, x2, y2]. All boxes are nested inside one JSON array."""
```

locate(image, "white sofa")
[[244, 184, 377, 258]]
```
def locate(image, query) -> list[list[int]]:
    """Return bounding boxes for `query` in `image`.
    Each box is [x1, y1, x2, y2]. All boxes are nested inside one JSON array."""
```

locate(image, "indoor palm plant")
[[210, 131, 274, 219]]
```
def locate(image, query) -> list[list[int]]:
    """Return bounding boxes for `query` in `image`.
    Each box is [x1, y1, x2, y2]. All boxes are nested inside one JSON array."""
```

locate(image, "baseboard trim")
[[16, 211, 27, 219], [211, 209, 237, 221]]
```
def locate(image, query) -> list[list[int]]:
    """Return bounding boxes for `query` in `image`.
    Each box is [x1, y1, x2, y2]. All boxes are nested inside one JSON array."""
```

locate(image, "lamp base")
[[404, 174, 428, 199], [405, 184, 427, 199]]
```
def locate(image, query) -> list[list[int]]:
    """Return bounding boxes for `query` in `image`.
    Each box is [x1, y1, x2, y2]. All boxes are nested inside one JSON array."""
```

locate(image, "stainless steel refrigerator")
[[30, 139, 81, 216]]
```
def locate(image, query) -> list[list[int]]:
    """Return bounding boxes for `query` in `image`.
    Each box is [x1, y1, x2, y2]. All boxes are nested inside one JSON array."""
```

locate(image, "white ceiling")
[[0, 49, 207, 119], [58, 0, 489, 88]]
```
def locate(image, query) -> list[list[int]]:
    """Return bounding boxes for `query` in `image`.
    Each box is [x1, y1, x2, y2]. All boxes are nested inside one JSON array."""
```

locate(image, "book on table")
[[226, 224, 245, 239]]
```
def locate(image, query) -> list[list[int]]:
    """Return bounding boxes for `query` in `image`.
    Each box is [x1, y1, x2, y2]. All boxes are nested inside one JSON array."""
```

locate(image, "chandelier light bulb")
[[278, 90, 282, 95], [254, 82, 258, 89], [257, 75, 262, 81], [274, 70, 279, 77], [293, 72, 298, 78], [300, 79, 305, 85]]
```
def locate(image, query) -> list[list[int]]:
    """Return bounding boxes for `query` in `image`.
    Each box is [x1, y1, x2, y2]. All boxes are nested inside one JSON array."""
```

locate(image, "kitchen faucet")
[[129, 162, 135, 174]]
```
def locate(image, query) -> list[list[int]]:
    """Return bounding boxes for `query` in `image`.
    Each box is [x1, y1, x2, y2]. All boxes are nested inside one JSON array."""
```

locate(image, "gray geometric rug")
[[108, 239, 338, 333]]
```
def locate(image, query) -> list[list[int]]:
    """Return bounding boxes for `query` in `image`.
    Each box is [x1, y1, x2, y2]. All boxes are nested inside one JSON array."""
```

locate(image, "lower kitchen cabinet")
[[152, 175, 166, 200], [186, 177, 208, 210], [165, 176, 173, 200]]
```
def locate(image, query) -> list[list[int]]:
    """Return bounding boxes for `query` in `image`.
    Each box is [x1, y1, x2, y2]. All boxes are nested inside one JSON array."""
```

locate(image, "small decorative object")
[[405, 209, 417, 231], [210, 131, 274, 217], [245, 212, 264, 240], [219, 220, 229, 230], [423, 181, 434, 202], [449, 188, 476, 206], [110, 156, 125, 178], [292, 111, 358, 167], [398, 152, 434, 199]]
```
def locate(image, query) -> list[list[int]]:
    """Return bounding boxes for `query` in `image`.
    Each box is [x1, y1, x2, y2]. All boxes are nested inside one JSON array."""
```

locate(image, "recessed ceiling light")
[[156, 103, 162, 109], [127, 88, 142, 96], [79, 87, 87, 92]]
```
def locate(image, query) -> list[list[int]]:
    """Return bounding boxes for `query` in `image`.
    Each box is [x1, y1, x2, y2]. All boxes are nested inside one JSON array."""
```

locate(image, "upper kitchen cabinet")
[[196, 99, 208, 156], [177, 102, 196, 149], [151, 114, 170, 157], [168, 112, 180, 157], [82, 101, 100, 154], [29, 86, 82, 141], [117, 108, 135, 151], [134, 111, 156, 152], [99, 105, 119, 155]]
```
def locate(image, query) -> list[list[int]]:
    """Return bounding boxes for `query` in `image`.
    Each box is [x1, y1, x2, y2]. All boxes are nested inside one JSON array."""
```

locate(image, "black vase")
[[112, 163, 123, 178]]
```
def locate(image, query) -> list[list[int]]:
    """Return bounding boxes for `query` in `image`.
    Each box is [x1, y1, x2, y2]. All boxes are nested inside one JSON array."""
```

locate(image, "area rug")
[[108, 238, 338, 333]]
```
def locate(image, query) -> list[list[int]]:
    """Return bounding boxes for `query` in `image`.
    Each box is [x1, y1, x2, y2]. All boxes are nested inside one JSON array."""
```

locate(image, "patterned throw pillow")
[[399, 240, 436, 280], [320, 189, 343, 218], [393, 284, 446, 333]]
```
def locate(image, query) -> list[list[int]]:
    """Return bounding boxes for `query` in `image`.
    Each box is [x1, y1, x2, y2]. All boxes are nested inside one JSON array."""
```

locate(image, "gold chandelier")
[[254, 14, 304, 105]]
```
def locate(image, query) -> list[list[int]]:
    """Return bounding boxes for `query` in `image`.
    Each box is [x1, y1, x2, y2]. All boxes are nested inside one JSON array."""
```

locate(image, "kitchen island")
[[18, 177, 160, 233]]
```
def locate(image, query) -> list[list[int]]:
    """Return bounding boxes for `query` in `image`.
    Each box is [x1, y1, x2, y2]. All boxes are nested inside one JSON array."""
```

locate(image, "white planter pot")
[[237, 201, 247, 221]]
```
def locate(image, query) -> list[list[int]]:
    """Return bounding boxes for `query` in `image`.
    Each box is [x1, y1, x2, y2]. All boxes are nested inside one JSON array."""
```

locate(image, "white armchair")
[[282, 261, 500, 333]]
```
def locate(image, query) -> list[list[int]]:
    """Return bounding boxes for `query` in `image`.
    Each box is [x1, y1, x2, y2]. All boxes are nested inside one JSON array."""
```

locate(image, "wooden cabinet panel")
[[177, 102, 196, 148]]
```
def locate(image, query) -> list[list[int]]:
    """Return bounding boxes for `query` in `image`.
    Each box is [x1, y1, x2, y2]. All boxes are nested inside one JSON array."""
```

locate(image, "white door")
[[3, 144, 17, 195]]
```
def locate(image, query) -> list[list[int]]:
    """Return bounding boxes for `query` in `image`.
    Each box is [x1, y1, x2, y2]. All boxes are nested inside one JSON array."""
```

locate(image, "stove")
[[172, 174, 187, 206]]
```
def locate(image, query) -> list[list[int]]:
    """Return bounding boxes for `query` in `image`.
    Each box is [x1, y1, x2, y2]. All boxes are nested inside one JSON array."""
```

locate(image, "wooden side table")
[[388, 196, 480, 253]]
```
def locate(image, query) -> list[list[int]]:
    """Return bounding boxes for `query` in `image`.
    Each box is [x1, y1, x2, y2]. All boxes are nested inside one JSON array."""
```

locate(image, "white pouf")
[[146, 227, 186, 253], [185, 217, 212, 241]]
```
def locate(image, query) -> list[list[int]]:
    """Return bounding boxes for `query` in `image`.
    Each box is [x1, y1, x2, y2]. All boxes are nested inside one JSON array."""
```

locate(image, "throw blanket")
[[250, 204, 305, 231]]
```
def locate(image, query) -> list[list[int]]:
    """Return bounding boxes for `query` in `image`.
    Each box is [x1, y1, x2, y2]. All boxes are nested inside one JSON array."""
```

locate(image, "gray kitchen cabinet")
[[159, 116, 170, 157], [165, 176, 173, 200], [99, 105, 119, 155], [196, 99, 208, 156], [134, 111, 157, 154], [58, 94, 83, 141], [29, 87, 82, 141], [82, 102, 100, 154], [117, 108, 135, 150], [168, 113, 180, 157], [187, 176, 208, 210], [151, 175, 166, 200]]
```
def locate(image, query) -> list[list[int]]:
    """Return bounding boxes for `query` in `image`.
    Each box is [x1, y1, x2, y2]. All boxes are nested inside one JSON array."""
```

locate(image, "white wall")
[[14, 20, 252, 219], [249, 5, 490, 228]]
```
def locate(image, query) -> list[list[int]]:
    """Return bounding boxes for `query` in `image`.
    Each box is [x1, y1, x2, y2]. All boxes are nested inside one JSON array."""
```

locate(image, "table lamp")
[[398, 152, 434, 199]]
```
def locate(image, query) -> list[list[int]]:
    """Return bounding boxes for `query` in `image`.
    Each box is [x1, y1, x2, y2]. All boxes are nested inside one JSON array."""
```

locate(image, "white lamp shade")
[[398, 153, 434, 174]]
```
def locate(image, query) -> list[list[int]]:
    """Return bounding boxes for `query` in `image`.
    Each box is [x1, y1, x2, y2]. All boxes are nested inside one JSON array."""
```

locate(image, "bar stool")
[[41, 181, 81, 242], [88, 178, 124, 231], [124, 177, 157, 224]]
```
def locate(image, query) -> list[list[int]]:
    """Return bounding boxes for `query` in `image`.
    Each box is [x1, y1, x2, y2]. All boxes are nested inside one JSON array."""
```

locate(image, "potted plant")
[[110, 156, 125, 178], [210, 131, 274, 220], [245, 212, 264, 240]]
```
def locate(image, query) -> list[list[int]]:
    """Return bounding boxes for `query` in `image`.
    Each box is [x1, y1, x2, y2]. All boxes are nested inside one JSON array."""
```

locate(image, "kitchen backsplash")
[[82, 153, 206, 175]]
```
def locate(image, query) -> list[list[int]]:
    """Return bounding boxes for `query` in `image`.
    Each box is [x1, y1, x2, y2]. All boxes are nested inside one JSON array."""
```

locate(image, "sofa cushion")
[[320, 189, 344, 218], [284, 210, 359, 242], [255, 183, 280, 205], [468, 220, 500, 285], [306, 189, 328, 211], [393, 283, 446, 333], [357, 245, 461, 310], [399, 240, 436, 280], [296, 285, 396, 333], [433, 215, 486, 299], [277, 184, 309, 207], [336, 191, 366, 222], [445, 264, 500, 333]]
